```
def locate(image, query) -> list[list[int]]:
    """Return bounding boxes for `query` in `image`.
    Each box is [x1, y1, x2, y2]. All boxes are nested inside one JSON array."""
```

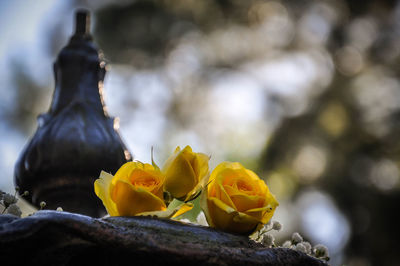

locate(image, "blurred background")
[[1, 0, 399, 265]]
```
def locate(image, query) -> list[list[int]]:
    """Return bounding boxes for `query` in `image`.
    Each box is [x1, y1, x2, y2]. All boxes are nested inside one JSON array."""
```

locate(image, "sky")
[[0, 0, 55, 191]]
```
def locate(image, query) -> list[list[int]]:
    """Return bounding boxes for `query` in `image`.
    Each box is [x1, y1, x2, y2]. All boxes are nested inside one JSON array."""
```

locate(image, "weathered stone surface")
[[0, 211, 327, 266]]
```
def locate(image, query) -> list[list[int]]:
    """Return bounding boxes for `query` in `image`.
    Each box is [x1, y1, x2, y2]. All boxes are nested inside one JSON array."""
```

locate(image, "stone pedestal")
[[0, 211, 327, 266]]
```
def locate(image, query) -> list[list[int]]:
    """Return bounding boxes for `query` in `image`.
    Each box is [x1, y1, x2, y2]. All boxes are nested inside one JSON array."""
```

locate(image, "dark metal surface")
[[14, 10, 131, 217], [0, 211, 327, 266]]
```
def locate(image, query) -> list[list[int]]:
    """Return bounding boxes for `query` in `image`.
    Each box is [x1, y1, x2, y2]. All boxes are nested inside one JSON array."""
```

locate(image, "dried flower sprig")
[[251, 223, 329, 262], [279, 231, 330, 261], [252, 220, 283, 246], [0, 187, 29, 217]]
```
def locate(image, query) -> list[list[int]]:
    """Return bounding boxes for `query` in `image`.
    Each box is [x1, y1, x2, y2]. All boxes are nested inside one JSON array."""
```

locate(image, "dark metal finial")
[[74, 9, 91, 37], [14, 9, 131, 217]]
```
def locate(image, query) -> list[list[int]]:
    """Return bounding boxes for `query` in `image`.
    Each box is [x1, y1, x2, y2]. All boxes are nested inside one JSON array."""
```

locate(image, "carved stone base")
[[0, 211, 326, 265]]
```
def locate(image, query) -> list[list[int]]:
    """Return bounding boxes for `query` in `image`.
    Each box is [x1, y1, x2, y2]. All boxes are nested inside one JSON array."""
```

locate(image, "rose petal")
[[113, 162, 138, 183], [231, 210, 261, 225], [181, 146, 196, 165], [111, 179, 166, 216], [129, 169, 164, 199], [207, 197, 259, 234], [182, 150, 210, 201], [94, 171, 119, 216], [207, 174, 234, 208], [191, 152, 210, 183], [207, 197, 235, 229], [164, 151, 197, 199], [245, 194, 279, 223], [225, 190, 264, 212], [218, 183, 236, 209], [208, 162, 237, 185], [223, 177, 258, 196]]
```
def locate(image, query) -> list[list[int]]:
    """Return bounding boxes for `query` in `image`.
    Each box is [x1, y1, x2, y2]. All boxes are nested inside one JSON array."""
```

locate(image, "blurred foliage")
[[93, 1, 400, 265], [3, 0, 400, 265], [0, 60, 49, 134]]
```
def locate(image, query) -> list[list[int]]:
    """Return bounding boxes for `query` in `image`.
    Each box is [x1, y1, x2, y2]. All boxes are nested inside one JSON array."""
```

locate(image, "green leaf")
[[151, 146, 161, 171]]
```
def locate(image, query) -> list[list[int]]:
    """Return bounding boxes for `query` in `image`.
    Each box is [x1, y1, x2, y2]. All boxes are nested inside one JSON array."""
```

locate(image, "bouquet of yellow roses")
[[94, 145, 278, 235]]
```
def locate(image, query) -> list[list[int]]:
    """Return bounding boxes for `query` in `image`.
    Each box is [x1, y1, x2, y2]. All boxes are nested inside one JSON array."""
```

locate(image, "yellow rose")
[[163, 145, 210, 201], [94, 162, 166, 216], [201, 162, 279, 234]]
